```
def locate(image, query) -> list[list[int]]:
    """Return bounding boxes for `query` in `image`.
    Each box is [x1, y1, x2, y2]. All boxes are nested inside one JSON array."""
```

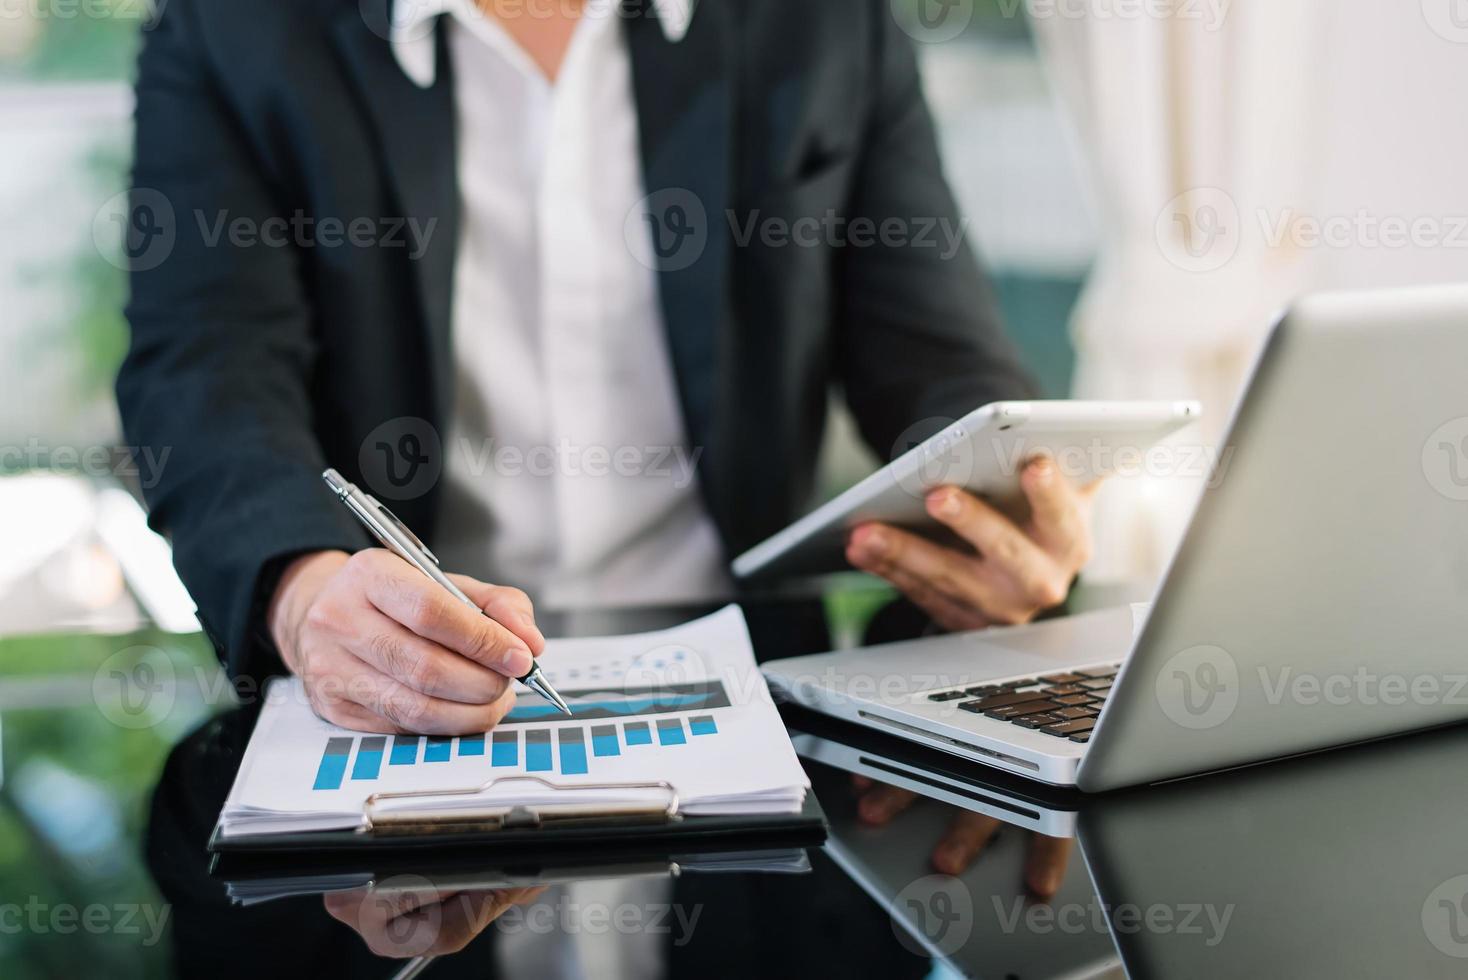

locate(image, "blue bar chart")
[[308, 709, 723, 791], [656, 719, 687, 745], [559, 728, 588, 775], [526, 730, 552, 772], [350, 736, 386, 781], [312, 738, 353, 791], [390, 736, 417, 766], [492, 730, 518, 766]]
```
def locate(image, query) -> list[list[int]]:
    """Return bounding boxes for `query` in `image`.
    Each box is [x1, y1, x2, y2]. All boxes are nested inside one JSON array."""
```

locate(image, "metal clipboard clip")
[[360, 775, 682, 837]]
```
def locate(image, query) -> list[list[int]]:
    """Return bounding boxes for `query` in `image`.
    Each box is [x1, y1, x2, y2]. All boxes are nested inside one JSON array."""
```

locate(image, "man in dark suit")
[[117, 0, 1096, 737]]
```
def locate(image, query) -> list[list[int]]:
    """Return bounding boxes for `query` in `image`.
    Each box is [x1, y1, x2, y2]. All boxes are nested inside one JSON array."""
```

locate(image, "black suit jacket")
[[117, 0, 1035, 679]]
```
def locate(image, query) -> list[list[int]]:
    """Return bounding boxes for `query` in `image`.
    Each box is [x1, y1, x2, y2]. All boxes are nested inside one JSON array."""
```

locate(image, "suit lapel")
[[331, 0, 460, 425], [625, 0, 733, 464]]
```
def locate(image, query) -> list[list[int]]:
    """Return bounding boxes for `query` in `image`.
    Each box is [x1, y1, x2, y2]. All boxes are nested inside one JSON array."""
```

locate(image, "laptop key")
[[1040, 672, 1085, 685], [1044, 684, 1086, 696], [1041, 718, 1097, 736], [1007, 700, 1063, 717], [985, 700, 1061, 720], [1053, 706, 1095, 720], [1077, 668, 1119, 680], [963, 685, 1003, 697], [1079, 678, 1114, 691], [1069, 732, 1092, 743], [1052, 693, 1092, 706], [928, 690, 968, 702], [965, 689, 1053, 711], [1013, 713, 1064, 729]]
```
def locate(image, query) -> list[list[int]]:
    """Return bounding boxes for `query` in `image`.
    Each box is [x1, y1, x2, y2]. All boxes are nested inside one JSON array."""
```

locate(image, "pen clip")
[[366, 494, 440, 566]]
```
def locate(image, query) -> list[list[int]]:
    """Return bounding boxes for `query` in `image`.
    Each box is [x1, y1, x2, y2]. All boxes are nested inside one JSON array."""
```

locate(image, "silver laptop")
[[762, 283, 1468, 791]]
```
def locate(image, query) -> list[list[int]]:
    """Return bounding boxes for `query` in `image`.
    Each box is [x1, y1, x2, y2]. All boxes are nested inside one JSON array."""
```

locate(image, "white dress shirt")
[[391, 0, 728, 612], [390, 4, 702, 977]]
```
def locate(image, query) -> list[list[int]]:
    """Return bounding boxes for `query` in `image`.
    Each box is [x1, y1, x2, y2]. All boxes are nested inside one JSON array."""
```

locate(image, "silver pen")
[[322, 468, 571, 716]]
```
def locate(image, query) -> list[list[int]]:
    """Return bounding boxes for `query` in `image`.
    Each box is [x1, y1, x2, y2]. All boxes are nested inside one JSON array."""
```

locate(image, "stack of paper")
[[215, 606, 810, 841]]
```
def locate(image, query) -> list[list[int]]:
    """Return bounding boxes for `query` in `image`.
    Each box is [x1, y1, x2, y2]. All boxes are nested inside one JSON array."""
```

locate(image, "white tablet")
[[731, 400, 1201, 580]]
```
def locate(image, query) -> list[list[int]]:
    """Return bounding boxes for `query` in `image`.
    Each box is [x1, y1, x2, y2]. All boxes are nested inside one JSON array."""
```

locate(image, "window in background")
[[818, 1, 1098, 493], [1, 11, 212, 978], [914, 2, 1097, 398]]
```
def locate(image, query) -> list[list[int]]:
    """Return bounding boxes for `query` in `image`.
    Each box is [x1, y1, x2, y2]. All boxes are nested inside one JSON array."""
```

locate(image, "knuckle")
[[368, 630, 413, 680], [990, 605, 1029, 626], [387, 642, 439, 694], [380, 691, 429, 730], [303, 600, 337, 635], [931, 568, 965, 601], [1029, 574, 1068, 609], [467, 623, 510, 664], [407, 654, 441, 695], [498, 586, 531, 609], [403, 589, 447, 632], [346, 549, 385, 576], [990, 535, 1023, 567]]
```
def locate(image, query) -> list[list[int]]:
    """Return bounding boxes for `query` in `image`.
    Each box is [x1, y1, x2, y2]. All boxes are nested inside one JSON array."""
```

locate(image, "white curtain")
[[1031, 0, 1468, 582]]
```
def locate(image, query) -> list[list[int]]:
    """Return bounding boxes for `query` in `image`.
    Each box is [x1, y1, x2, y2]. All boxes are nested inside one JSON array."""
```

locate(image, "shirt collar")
[[390, 0, 696, 88]]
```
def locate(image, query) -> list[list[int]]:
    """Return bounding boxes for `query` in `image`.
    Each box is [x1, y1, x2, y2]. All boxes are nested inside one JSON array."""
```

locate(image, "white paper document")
[[216, 606, 810, 840]]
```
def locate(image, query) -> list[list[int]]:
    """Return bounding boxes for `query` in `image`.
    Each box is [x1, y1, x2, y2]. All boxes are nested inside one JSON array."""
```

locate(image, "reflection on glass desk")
[[789, 705, 1468, 980], [5, 594, 1468, 979]]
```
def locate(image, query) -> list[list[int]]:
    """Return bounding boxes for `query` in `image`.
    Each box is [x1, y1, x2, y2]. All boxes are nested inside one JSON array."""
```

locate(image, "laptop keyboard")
[[925, 665, 1121, 744]]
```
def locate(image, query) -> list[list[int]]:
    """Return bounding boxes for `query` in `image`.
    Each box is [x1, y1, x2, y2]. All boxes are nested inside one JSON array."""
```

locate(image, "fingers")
[[450, 575, 546, 657], [305, 645, 517, 735], [349, 551, 534, 677], [1019, 458, 1093, 566], [860, 552, 994, 633], [857, 784, 919, 826], [432, 890, 516, 956], [347, 609, 512, 705], [924, 486, 1076, 614], [924, 487, 1051, 591], [847, 524, 1017, 626], [1024, 834, 1073, 899], [932, 811, 1003, 875], [309, 685, 404, 734]]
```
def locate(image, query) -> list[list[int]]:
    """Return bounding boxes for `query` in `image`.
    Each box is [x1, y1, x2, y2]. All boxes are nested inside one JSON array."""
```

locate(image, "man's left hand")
[[847, 457, 1098, 631]]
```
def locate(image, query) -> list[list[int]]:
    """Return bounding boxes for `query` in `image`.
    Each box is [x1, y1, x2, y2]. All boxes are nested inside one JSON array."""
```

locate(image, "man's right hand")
[[267, 550, 546, 735]]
